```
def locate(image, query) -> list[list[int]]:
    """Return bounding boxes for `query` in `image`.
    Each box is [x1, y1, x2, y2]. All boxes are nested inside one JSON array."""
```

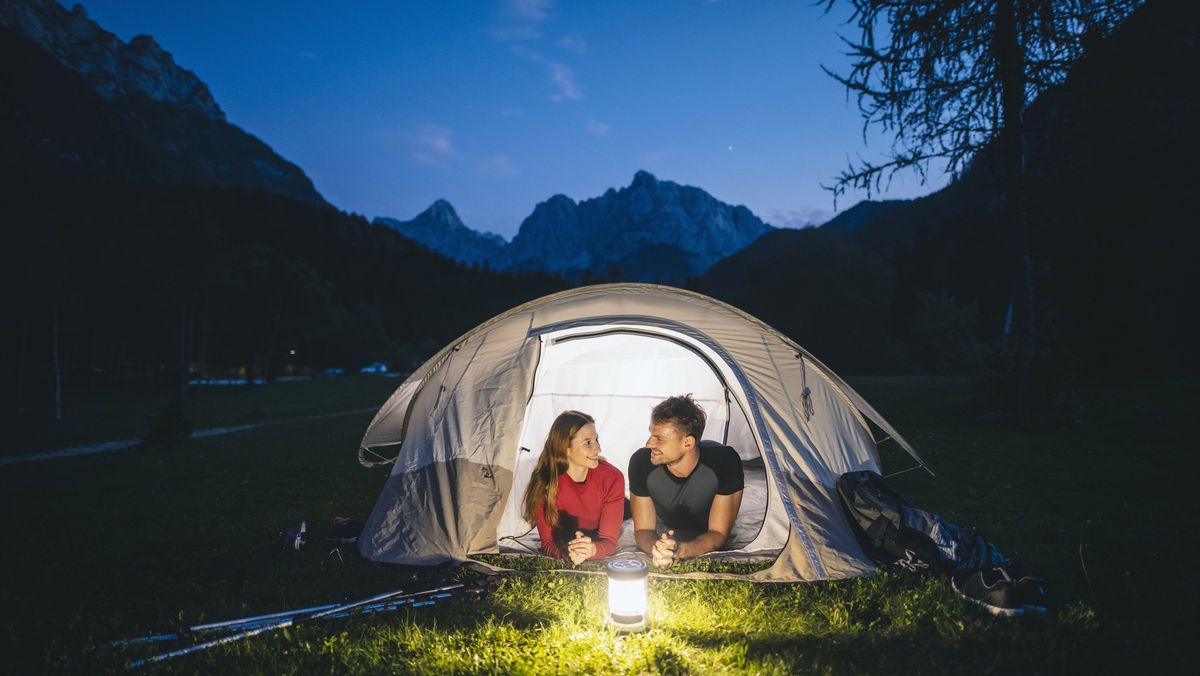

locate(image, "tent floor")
[[498, 461, 771, 558]]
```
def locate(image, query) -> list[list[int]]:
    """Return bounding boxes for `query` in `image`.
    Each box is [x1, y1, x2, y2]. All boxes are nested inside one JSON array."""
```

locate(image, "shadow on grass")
[[672, 618, 1155, 674]]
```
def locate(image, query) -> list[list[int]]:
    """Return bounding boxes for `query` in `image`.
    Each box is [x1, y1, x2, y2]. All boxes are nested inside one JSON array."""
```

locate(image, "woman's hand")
[[567, 531, 596, 565]]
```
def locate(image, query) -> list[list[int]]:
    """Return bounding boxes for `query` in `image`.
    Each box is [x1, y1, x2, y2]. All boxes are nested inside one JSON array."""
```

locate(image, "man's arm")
[[676, 490, 743, 559], [630, 493, 660, 555]]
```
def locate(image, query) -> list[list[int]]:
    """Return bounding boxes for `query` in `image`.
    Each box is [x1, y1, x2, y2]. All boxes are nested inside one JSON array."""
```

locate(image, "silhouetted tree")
[[820, 0, 1141, 416]]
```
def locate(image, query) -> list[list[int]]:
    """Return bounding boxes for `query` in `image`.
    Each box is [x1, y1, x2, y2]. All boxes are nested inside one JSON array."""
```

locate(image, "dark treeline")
[[700, 0, 1199, 388], [0, 176, 566, 407]]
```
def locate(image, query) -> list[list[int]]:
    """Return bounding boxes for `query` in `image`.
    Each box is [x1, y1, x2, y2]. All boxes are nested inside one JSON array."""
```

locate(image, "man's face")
[[646, 421, 691, 466]]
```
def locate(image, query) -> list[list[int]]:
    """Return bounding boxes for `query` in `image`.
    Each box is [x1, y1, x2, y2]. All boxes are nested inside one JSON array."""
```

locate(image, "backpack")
[[837, 470, 1005, 574], [837, 471, 943, 572]]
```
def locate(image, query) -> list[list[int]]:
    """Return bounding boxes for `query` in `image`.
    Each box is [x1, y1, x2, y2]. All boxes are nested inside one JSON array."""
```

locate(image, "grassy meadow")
[[0, 376, 1192, 673], [2, 375, 403, 456]]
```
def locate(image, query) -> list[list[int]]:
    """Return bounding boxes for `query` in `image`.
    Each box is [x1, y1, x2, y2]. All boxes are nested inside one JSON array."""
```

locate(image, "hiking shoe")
[[274, 521, 307, 551], [951, 564, 1047, 617]]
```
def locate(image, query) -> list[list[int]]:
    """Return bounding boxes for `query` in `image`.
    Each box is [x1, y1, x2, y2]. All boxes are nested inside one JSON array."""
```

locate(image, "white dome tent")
[[357, 284, 928, 581]]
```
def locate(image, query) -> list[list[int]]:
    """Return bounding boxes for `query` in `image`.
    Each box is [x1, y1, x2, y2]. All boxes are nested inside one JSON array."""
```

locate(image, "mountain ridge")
[[375, 200, 507, 267], [0, 0, 325, 205], [0, 0, 224, 120], [375, 170, 775, 282]]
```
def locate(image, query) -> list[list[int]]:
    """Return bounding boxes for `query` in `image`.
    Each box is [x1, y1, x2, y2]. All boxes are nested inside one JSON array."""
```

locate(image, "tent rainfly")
[[357, 284, 929, 582]]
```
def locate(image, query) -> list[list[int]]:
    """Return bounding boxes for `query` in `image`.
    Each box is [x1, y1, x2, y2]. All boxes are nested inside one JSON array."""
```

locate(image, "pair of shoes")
[[951, 564, 1047, 617]]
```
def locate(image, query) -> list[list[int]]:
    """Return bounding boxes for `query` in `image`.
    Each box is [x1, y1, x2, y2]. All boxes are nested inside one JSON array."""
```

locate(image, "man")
[[627, 394, 744, 568]]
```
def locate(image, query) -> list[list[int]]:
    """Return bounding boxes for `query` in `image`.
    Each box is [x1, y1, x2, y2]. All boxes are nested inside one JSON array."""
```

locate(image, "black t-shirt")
[[627, 441, 744, 541]]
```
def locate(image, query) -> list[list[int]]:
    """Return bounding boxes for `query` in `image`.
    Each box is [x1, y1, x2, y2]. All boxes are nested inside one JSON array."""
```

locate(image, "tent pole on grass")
[[126, 584, 467, 667], [358, 283, 930, 582]]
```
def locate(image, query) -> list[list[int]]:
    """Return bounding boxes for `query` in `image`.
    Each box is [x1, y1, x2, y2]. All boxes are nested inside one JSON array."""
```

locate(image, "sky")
[[75, 0, 947, 239]]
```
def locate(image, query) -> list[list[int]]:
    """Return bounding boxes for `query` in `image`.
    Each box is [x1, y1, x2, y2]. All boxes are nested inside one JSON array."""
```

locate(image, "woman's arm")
[[591, 471, 626, 559], [534, 501, 564, 559]]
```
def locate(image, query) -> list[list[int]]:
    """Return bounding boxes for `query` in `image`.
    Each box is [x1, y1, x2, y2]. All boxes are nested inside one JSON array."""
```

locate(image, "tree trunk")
[[176, 303, 190, 404], [52, 303, 62, 422], [996, 0, 1035, 420], [89, 320, 97, 393], [196, 308, 210, 381], [262, 314, 281, 384], [16, 317, 28, 403]]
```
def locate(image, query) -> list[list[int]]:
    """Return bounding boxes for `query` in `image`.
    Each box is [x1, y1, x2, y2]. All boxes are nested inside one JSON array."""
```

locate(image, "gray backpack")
[[837, 471, 1003, 573]]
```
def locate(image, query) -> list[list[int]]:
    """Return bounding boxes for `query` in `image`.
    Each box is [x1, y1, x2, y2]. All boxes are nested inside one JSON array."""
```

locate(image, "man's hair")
[[651, 394, 706, 442]]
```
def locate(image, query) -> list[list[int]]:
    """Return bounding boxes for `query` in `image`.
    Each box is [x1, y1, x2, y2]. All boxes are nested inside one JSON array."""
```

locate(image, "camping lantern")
[[606, 559, 648, 632]]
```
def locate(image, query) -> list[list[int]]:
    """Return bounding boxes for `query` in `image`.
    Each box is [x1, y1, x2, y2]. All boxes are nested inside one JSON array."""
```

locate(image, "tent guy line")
[[0, 407, 377, 467]]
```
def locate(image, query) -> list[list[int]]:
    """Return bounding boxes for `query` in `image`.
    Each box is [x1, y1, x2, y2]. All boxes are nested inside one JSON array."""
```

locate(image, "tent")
[[357, 284, 928, 581]]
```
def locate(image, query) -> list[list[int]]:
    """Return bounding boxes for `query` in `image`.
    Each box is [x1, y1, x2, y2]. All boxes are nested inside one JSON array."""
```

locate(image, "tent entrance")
[[496, 324, 784, 556]]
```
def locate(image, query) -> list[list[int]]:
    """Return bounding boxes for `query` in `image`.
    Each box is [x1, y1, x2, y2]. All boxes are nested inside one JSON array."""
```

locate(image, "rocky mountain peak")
[[505, 171, 774, 280], [0, 0, 225, 121], [631, 169, 659, 189], [375, 200, 507, 267], [543, 194, 578, 210], [420, 199, 463, 227]]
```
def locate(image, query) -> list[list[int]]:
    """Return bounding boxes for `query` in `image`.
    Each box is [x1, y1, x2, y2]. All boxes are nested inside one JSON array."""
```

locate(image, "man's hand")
[[567, 531, 596, 565], [651, 530, 676, 568], [672, 491, 744, 560]]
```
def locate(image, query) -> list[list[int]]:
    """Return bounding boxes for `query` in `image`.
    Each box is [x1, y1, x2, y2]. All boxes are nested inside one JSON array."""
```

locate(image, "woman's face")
[[566, 422, 601, 471]]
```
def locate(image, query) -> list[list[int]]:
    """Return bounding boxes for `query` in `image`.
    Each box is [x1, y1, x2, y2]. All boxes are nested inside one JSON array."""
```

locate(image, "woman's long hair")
[[521, 410, 594, 528]]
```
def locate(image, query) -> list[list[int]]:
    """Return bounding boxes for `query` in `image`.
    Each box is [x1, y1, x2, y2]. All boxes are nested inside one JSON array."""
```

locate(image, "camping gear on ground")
[[356, 283, 930, 581], [122, 583, 472, 667], [113, 590, 459, 648], [274, 520, 307, 551], [606, 559, 649, 632], [837, 470, 1004, 573], [111, 600, 344, 646], [952, 564, 1048, 617], [837, 469, 1047, 616]]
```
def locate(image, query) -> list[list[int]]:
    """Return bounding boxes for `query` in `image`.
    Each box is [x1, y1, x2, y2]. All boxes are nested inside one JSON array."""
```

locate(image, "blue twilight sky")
[[74, 0, 946, 239]]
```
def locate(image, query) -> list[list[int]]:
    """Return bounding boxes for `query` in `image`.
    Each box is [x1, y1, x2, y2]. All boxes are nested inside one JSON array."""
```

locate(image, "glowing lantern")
[[606, 559, 648, 631]]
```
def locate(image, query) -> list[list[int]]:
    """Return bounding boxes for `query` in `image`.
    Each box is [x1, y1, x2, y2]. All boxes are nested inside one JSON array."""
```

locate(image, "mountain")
[[0, 0, 223, 119], [0, 0, 324, 204], [700, 0, 1198, 378], [375, 200, 507, 268], [509, 170, 773, 281], [380, 171, 774, 282]]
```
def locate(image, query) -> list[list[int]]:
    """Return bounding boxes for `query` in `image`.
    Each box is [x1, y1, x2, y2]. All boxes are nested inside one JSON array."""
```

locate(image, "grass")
[[0, 376, 1193, 673], [2, 374, 401, 455]]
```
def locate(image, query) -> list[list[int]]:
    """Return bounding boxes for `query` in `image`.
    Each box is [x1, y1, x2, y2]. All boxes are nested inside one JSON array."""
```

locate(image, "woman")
[[521, 410, 625, 564]]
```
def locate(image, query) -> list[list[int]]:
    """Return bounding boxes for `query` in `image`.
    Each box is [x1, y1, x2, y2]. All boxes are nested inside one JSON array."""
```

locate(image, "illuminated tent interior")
[[357, 284, 928, 581], [496, 327, 769, 555]]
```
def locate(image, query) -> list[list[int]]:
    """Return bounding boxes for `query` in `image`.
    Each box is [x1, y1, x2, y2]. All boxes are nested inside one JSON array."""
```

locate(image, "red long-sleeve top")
[[535, 459, 625, 561]]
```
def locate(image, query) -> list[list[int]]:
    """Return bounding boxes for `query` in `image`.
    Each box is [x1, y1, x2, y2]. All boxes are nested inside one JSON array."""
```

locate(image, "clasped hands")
[[651, 529, 681, 568], [567, 531, 597, 565]]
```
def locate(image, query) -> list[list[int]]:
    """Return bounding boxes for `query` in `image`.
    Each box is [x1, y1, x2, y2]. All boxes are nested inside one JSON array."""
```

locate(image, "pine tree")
[[821, 0, 1141, 417]]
